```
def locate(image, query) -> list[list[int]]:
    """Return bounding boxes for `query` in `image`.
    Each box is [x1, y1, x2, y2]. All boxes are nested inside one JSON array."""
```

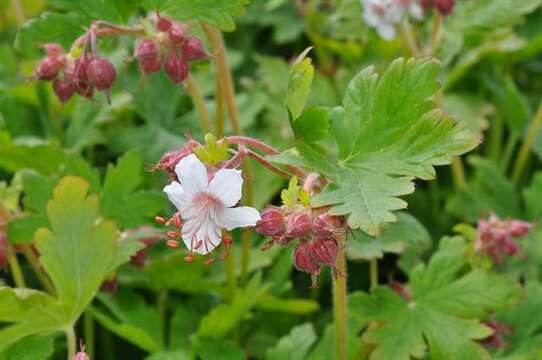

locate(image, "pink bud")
[[285, 211, 312, 239], [66, 57, 95, 98], [181, 37, 208, 61], [53, 78, 76, 102], [508, 220, 532, 238], [309, 237, 338, 267], [255, 206, 286, 238], [73, 342, 89, 360], [86, 57, 116, 91], [313, 213, 338, 238], [168, 22, 187, 45], [433, 0, 454, 15], [0, 233, 7, 269], [293, 240, 321, 286], [154, 140, 200, 177], [41, 43, 64, 57], [35, 55, 66, 80], [130, 249, 148, 267], [165, 55, 189, 84], [136, 39, 162, 74], [156, 15, 172, 32]]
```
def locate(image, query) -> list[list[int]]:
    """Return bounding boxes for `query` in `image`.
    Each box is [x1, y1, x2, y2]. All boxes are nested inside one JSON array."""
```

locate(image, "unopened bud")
[[310, 237, 338, 267], [86, 57, 116, 91], [41, 43, 64, 57], [136, 39, 162, 74], [53, 78, 76, 103], [293, 241, 321, 287], [35, 56, 66, 80], [181, 37, 208, 61], [285, 211, 312, 239], [255, 206, 286, 238], [313, 213, 338, 238], [433, 0, 454, 15], [156, 15, 172, 32], [508, 220, 532, 238], [130, 249, 148, 267], [165, 55, 189, 84], [168, 22, 187, 44]]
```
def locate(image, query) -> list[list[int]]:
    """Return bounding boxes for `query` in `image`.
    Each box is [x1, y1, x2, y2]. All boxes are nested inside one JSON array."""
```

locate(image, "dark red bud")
[[130, 249, 148, 267], [420, 0, 432, 9], [157, 15, 172, 32], [310, 237, 338, 267], [313, 213, 338, 238], [293, 241, 321, 286], [100, 278, 118, 294], [285, 211, 312, 239], [154, 139, 200, 178], [165, 55, 189, 84], [255, 206, 286, 238], [181, 37, 208, 61], [168, 22, 187, 45], [35, 55, 66, 80], [136, 39, 162, 74], [41, 43, 64, 57], [53, 78, 76, 102], [433, 0, 454, 15], [86, 57, 116, 91], [66, 57, 95, 98]]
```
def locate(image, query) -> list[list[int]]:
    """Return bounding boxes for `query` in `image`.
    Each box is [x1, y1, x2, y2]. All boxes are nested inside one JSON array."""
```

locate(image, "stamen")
[[167, 230, 180, 238], [166, 239, 180, 248], [155, 216, 168, 225], [184, 254, 195, 263], [205, 258, 215, 265]]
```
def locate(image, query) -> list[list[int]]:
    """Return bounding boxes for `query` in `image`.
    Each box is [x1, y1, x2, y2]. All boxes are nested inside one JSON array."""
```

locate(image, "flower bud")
[[130, 249, 148, 267], [156, 15, 172, 32], [73, 349, 89, 360], [154, 139, 200, 178], [313, 213, 338, 238], [293, 240, 321, 285], [310, 237, 338, 267], [35, 56, 66, 80], [168, 22, 187, 45], [53, 78, 76, 102], [508, 220, 532, 238], [86, 57, 116, 91], [136, 39, 162, 74], [41, 43, 64, 57], [100, 277, 118, 294], [255, 206, 286, 238], [285, 211, 312, 239], [433, 0, 454, 15], [165, 54, 189, 84], [181, 37, 209, 61], [66, 57, 94, 98]]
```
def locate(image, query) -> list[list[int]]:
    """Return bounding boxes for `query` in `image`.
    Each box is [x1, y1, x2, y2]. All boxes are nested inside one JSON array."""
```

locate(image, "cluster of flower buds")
[[479, 320, 512, 350], [361, 0, 423, 40], [73, 341, 90, 360], [135, 14, 209, 84], [34, 42, 117, 103], [475, 214, 532, 264], [420, 0, 454, 15], [153, 138, 202, 180], [256, 207, 344, 286]]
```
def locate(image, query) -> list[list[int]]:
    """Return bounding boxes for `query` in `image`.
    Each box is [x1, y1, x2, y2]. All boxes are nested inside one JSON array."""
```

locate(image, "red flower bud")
[[41, 43, 64, 57], [310, 237, 338, 267], [165, 54, 189, 84], [100, 277, 118, 294], [181, 37, 208, 61], [433, 0, 454, 15], [130, 249, 148, 267], [285, 211, 312, 239], [255, 206, 286, 238], [53, 78, 76, 102], [154, 139, 200, 178], [168, 22, 187, 45], [313, 213, 339, 238], [35, 55, 66, 80], [508, 220, 532, 238], [293, 241, 321, 287], [136, 39, 162, 74], [66, 57, 95, 98], [156, 15, 172, 32], [86, 57, 116, 91]]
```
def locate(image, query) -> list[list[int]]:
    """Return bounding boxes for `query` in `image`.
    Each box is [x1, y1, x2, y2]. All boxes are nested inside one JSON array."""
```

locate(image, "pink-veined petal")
[[208, 168, 243, 207], [163, 181, 191, 211], [175, 154, 208, 196], [216, 206, 261, 231], [181, 217, 222, 255]]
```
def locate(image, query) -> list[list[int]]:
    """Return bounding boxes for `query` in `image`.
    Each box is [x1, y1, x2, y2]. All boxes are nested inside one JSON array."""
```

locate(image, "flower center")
[[181, 192, 225, 253]]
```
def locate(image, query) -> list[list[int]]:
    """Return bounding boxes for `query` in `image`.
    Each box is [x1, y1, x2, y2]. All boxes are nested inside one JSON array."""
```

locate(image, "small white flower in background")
[[361, 0, 423, 40], [361, 0, 403, 40], [164, 154, 261, 255]]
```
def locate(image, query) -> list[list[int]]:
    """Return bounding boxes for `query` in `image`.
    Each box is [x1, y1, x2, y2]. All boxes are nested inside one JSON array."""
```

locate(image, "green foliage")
[[265, 323, 316, 360], [143, 0, 251, 31], [0, 334, 55, 360], [281, 176, 310, 207], [274, 58, 478, 236], [350, 237, 522, 360], [287, 49, 314, 120]]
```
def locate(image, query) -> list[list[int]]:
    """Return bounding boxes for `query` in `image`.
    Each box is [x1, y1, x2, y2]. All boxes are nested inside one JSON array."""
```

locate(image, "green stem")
[[369, 258, 378, 290], [511, 100, 542, 184], [451, 157, 467, 190], [428, 11, 442, 55], [487, 118, 503, 163], [6, 245, 26, 288], [501, 133, 519, 174], [10, 0, 25, 26], [157, 289, 169, 346], [333, 233, 348, 360], [226, 249, 236, 302], [84, 312, 95, 359], [399, 21, 422, 58], [66, 327, 76, 360], [185, 75, 212, 134]]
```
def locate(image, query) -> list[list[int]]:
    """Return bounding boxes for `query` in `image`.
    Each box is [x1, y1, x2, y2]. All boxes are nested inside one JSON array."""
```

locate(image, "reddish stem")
[[246, 150, 291, 178], [226, 136, 280, 155]]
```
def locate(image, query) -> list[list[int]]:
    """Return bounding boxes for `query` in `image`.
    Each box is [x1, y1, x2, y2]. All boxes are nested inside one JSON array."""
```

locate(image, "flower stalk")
[[333, 232, 348, 360], [511, 100, 542, 184], [185, 75, 212, 134], [66, 327, 76, 360]]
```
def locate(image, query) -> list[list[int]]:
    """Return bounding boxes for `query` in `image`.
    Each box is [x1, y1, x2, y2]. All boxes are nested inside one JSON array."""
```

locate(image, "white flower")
[[396, 0, 423, 20], [164, 154, 261, 255], [361, 0, 403, 40]]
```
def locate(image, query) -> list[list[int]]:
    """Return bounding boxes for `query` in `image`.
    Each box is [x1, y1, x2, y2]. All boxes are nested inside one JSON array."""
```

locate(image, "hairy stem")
[[22, 245, 55, 294], [66, 327, 76, 360], [226, 249, 236, 302], [428, 11, 442, 55], [451, 157, 467, 190], [511, 100, 542, 184], [399, 21, 422, 58], [185, 75, 212, 134], [10, 0, 25, 26], [369, 258, 378, 289], [84, 312, 95, 359], [333, 232, 348, 360], [6, 245, 26, 288]]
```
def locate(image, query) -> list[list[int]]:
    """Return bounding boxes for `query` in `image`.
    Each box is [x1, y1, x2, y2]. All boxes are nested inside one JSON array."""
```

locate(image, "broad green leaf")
[[100, 151, 165, 229], [0, 132, 65, 175], [193, 338, 246, 360], [143, 0, 251, 31], [287, 50, 314, 120], [145, 350, 190, 360], [350, 237, 521, 360], [15, 12, 87, 56], [35, 176, 117, 322], [292, 107, 331, 143], [0, 177, 21, 213], [197, 273, 270, 339], [524, 172, 542, 221], [348, 212, 431, 261], [0, 334, 55, 360], [272, 58, 478, 236], [446, 157, 521, 222], [47, 0, 138, 23], [256, 295, 319, 315], [6, 214, 48, 245], [443, 93, 491, 141], [265, 323, 316, 360]]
